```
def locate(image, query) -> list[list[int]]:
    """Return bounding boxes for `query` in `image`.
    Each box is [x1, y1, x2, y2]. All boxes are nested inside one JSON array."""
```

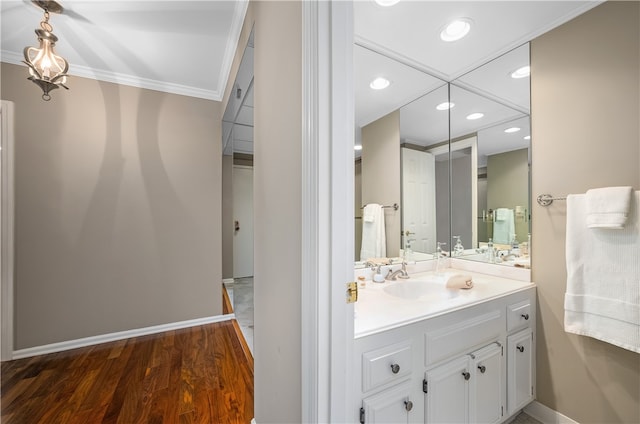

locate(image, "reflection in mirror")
[[354, 44, 449, 265], [450, 43, 531, 267], [221, 28, 254, 351], [399, 83, 451, 261]]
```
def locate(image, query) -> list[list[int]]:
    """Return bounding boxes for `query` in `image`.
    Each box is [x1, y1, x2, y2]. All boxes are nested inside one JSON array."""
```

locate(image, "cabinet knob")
[[462, 371, 471, 380], [390, 363, 400, 374], [404, 400, 413, 412], [521, 313, 530, 320], [477, 365, 486, 373], [517, 344, 525, 353]]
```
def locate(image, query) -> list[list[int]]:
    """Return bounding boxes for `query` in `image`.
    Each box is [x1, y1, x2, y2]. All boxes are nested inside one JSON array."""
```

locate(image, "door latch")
[[347, 282, 358, 304]]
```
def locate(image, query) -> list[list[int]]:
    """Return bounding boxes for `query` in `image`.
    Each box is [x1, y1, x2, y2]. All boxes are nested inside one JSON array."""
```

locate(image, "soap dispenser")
[[436, 242, 446, 272], [453, 236, 464, 257]]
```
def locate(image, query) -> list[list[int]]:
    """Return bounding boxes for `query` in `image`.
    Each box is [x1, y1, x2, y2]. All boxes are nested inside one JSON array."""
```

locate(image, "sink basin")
[[383, 280, 459, 301]]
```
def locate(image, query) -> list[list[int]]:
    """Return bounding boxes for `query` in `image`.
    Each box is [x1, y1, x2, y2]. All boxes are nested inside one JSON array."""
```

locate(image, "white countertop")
[[354, 268, 535, 338]]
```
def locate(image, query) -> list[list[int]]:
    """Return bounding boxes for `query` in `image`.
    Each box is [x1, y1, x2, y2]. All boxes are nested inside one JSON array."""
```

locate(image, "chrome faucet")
[[387, 261, 410, 280]]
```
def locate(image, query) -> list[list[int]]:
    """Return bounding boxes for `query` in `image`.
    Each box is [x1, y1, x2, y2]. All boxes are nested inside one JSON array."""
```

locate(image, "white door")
[[362, 381, 413, 423], [507, 329, 533, 414], [233, 165, 253, 278], [425, 356, 470, 423], [402, 148, 436, 253], [470, 343, 504, 424]]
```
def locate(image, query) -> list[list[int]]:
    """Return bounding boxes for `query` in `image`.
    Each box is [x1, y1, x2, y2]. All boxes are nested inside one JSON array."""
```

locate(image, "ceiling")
[[1, 1, 603, 157], [0, 0, 248, 101]]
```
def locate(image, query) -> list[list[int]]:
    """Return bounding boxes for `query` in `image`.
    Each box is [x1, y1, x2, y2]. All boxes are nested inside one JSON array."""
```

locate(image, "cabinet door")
[[361, 381, 414, 424], [508, 329, 533, 414], [425, 356, 470, 424], [470, 343, 504, 424]]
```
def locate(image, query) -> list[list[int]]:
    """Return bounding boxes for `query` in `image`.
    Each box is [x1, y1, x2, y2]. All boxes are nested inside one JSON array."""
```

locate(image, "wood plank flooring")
[[1, 321, 253, 424]]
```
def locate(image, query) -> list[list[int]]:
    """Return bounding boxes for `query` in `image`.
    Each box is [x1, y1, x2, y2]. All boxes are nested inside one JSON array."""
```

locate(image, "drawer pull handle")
[[521, 313, 530, 320], [477, 365, 486, 373], [390, 363, 400, 374], [517, 345, 525, 353], [404, 400, 413, 412], [462, 371, 471, 380]]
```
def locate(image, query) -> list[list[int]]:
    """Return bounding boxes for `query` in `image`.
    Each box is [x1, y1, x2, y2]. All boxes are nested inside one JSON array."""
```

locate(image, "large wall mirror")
[[354, 42, 530, 268], [354, 44, 450, 265], [449, 43, 531, 267]]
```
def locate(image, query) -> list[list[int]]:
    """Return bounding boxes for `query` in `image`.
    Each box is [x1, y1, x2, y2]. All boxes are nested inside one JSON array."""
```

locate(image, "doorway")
[[0, 100, 15, 362]]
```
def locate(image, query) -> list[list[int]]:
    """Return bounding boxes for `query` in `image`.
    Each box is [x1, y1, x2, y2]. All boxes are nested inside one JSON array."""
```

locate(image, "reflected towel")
[[360, 204, 386, 260], [586, 186, 633, 229], [565, 191, 640, 353], [493, 208, 515, 244]]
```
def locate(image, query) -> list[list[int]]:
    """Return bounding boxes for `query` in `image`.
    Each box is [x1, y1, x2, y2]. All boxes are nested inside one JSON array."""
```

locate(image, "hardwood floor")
[[1, 321, 253, 424]]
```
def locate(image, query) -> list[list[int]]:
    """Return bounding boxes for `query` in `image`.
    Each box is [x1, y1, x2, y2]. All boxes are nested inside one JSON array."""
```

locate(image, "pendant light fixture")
[[22, 1, 69, 101]]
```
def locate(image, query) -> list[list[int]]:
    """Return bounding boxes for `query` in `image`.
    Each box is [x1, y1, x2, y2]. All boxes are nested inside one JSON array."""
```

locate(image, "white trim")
[[1, 51, 220, 101], [0, 100, 15, 362], [524, 401, 580, 424], [302, 0, 321, 422], [12, 314, 234, 360], [223, 278, 235, 286], [302, 2, 354, 422], [216, 0, 250, 103]]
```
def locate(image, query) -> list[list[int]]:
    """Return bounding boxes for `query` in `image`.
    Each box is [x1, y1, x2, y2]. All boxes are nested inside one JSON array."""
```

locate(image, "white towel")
[[565, 191, 640, 353], [586, 186, 633, 229], [493, 208, 515, 244], [360, 204, 386, 260]]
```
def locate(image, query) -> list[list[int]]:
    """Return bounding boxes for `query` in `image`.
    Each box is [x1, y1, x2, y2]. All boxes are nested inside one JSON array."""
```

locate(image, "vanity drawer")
[[424, 309, 503, 366], [362, 340, 412, 393], [507, 300, 532, 332]]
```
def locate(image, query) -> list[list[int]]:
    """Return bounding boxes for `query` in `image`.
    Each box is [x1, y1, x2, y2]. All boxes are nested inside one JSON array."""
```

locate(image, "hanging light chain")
[[41, 10, 53, 32]]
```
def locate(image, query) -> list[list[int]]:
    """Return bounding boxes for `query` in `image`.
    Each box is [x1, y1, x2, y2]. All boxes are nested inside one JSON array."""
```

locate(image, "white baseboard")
[[12, 314, 235, 360], [223, 278, 235, 286], [524, 400, 580, 424]]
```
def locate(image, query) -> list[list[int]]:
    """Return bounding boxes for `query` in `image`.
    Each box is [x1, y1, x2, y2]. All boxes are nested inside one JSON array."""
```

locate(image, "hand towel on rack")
[[360, 204, 386, 260], [585, 186, 633, 229], [492, 208, 515, 244], [564, 191, 640, 353]]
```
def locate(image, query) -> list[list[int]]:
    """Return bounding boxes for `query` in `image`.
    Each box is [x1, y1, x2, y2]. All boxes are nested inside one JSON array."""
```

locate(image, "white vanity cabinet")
[[355, 286, 535, 424]]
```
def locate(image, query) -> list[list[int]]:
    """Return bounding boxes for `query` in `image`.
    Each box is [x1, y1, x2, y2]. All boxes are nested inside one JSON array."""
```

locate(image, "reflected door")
[[402, 148, 436, 253], [233, 165, 254, 278]]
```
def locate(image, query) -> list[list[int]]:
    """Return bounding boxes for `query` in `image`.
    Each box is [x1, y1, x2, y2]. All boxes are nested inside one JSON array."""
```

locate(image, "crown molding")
[[2, 50, 220, 100], [216, 0, 250, 102]]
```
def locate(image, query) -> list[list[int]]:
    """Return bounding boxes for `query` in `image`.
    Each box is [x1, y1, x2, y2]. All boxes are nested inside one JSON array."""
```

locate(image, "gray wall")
[[225, 1, 303, 422], [222, 154, 234, 279], [1, 62, 222, 349], [451, 152, 472, 249], [531, 1, 639, 422], [361, 111, 401, 257]]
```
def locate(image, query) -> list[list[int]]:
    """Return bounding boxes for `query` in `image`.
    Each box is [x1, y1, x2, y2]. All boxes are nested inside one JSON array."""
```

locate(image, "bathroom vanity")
[[353, 268, 535, 423]]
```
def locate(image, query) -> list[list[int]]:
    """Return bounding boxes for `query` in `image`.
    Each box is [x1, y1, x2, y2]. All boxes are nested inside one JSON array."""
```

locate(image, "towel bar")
[[537, 194, 567, 206], [361, 203, 399, 211]]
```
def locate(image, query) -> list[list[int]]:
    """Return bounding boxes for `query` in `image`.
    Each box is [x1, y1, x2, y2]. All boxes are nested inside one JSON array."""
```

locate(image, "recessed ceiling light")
[[511, 66, 530, 79], [504, 127, 521, 133], [466, 112, 484, 120], [524, 135, 531, 140], [370, 77, 390, 90], [436, 102, 455, 111], [440, 18, 472, 42], [354, 144, 363, 151], [375, 0, 401, 6]]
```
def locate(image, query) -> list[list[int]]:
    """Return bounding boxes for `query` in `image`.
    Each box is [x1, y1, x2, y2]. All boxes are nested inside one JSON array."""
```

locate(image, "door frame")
[[1, 100, 15, 361], [302, 1, 354, 422]]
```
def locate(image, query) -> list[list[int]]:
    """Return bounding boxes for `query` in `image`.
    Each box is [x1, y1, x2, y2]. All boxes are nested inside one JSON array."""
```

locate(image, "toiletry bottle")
[[487, 238, 495, 263]]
